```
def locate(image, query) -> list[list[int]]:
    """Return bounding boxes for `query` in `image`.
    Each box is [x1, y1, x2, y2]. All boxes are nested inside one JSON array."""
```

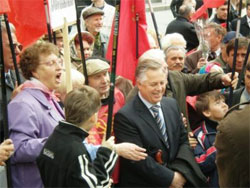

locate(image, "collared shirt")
[[138, 92, 165, 124], [240, 87, 250, 102], [247, 16, 250, 28]]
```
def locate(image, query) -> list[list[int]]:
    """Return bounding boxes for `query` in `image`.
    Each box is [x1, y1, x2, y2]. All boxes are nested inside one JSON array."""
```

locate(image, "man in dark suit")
[[166, 4, 199, 52], [114, 58, 207, 187], [0, 22, 23, 142], [231, 3, 250, 37]]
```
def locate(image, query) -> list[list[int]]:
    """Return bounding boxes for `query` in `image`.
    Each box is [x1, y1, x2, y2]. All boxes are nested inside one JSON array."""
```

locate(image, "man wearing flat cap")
[[80, 0, 115, 37], [81, 7, 109, 58], [80, 58, 125, 147]]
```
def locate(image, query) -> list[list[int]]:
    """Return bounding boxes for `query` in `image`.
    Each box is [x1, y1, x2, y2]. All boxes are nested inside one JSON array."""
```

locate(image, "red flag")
[[190, 5, 208, 22], [7, 0, 47, 47], [0, 0, 10, 13], [106, 0, 150, 83], [203, 0, 225, 8], [191, 0, 225, 21]]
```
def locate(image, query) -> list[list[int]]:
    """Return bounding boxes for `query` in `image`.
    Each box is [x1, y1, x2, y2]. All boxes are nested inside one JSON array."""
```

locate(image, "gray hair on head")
[[161, 33, 187, 50], [139, 49, 166, 65], [164, 45, 186, 60], [136, 58, 166, 83], [178, 4, 193, 18]]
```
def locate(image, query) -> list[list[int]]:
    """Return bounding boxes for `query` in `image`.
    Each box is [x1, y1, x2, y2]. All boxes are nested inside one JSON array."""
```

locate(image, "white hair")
[[161, 33, 187, 51], [139, 49, 166, 65]]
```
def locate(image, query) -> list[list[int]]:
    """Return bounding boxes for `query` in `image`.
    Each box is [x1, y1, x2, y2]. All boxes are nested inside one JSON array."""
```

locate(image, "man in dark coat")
[[231, 3, 250, 37], [166, 4, 199, 52], [114, 58, 208, 187], [215, 103, 250, 187], [0, 22, 23, 142]]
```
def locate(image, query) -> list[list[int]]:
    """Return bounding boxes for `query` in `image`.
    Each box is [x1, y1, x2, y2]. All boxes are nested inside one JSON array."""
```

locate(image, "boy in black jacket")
[[37, 86, 118, 187]]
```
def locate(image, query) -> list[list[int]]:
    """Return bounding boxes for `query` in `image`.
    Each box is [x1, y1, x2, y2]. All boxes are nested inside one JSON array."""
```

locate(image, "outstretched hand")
[[115, 143, 147, 161]]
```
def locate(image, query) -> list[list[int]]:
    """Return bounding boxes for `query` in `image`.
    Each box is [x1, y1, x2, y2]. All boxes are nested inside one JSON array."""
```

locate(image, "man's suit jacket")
[[165, 16, 199, 52], [232, 16, 250, 37], [0, 70, 23, 141], [114, 95, 207, 187]]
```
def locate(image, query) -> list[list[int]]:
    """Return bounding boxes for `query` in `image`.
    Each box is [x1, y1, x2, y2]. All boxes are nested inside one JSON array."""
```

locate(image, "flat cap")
[[82, 7, 104, 20], [86, 59, 110, 76]]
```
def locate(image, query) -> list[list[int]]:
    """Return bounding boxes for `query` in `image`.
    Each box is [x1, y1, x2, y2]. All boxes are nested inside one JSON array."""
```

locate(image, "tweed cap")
[[86, 59, 110, 76], [82, 7, 104, 20]]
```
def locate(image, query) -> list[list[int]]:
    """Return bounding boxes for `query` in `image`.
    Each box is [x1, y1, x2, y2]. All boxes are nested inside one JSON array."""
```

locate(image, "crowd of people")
[[0, 0, 249, 187]]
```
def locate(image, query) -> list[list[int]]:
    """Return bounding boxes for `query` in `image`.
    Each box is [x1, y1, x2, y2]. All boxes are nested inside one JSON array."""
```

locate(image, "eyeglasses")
[[13, 43, 23, 51], [4, 42, 23, 51], [39, 58, 63, 67]]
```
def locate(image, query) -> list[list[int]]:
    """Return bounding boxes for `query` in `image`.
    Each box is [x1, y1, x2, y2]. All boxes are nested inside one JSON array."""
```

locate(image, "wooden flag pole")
[[62, 18, 72, 93]]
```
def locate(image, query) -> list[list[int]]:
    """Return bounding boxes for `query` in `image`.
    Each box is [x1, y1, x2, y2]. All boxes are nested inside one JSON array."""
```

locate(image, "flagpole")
[[147, 0, 162, 49], [44, 0, 52, 42], [236, 42, 250, 89], [3, 14, 21, 85], [74, 0, 88, 85], [0, 15, 13, 188], [228, 0, 243, 107], [226, 0, 231, 31], [106, 0, 121, 139]]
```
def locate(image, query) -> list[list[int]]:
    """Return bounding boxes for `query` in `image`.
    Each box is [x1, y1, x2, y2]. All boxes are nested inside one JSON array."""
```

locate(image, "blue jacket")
[[193, 119, 219, 187]]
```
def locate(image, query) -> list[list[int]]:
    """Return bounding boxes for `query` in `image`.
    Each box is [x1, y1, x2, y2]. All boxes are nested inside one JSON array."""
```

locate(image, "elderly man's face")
[[88, 70, 110, 98], [204, 28, 222, 52], [166, 49, 185, 72], [2, 31, 21, 72], [85, 14, 103, 35], [227, 48, 247, 72], [137, 68, 167, 104], [216, 5, 228, 20]]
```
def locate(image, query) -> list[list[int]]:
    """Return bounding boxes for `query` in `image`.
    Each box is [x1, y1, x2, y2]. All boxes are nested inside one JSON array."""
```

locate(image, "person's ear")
[[202, 110, 211, 118], [32, 71, 39, 79]]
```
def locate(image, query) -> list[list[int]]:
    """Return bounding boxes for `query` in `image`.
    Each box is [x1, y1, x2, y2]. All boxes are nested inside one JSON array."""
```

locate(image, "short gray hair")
[[161, 33, 187, 50], [139, 49, 166, 65], [136, 59, 166, 83], [164, 46, 186, 60], [178, 5, 193, 18]]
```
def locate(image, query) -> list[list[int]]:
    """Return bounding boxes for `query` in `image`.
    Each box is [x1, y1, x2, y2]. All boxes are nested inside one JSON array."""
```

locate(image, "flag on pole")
[[0, 0, 10, 13], [7, 0, 47, 47], [106, 0, 150, 83], [191, 0, 225, 21]]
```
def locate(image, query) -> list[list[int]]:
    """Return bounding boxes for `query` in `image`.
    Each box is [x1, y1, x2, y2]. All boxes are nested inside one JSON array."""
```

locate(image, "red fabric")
[[195, 146, 217, 163], [203, 0, 226, 8], [106, 0, 150, 83], [86, 88, 125, 145], [0, 0, 10, 13], [7, 0, 47, 47], [191, 0, 225, 21], [86, 88, 125, 184]]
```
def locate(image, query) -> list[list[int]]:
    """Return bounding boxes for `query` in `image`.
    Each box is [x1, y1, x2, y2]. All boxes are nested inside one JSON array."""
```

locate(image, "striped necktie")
[[5, 73, 14, 88], [151, 105, 169, 148]]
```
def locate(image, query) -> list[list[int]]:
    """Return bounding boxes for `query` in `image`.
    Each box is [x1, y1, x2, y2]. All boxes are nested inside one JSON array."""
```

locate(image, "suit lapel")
[[134, 95, 170, 149], [161, 100, 174, 150]]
